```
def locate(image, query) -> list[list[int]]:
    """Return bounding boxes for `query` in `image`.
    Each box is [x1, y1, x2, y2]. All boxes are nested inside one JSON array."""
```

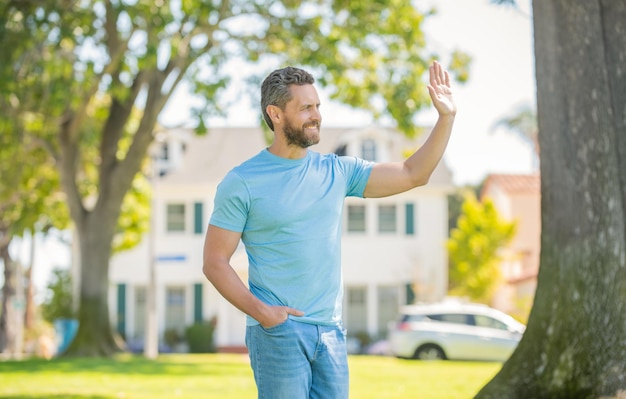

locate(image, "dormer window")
[[159, 143, 170, 161], [361, 139, 377, 161], [334, 144, 347, 156]]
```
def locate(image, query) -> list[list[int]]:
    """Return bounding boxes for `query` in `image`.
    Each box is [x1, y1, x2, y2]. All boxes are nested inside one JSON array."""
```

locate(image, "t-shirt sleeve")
[[338, 155, 375, 197], [209, 171, 249, 233]]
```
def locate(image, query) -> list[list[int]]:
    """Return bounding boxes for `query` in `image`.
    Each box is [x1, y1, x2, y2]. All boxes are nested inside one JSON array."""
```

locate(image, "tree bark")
[[62, 209, 125, 357], [476, 1, 626, 398], [0, 239, 15, 353]]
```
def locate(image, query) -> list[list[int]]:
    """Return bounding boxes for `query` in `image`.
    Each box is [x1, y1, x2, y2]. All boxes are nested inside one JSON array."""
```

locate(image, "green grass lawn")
[[0, 353, 501, 399]]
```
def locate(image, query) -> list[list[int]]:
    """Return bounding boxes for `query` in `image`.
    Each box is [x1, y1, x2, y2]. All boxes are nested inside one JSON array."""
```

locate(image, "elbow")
[[202, 262, 211, 282], [411, 174, 430, 188], [202, 258, 218, 283], [404, 163, 432, 189], [203, 253, 231, 286]]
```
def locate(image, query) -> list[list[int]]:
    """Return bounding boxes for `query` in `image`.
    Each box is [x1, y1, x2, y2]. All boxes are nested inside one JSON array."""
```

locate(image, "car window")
[[403, 314, 427, 322], [474, 315, 509, 330], [427, 313, 472, 325]]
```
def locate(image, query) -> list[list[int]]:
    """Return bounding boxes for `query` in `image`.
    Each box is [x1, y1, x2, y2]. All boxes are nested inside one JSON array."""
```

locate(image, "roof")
[[481, 173, 540, 198], [159, 125, 454, 187]]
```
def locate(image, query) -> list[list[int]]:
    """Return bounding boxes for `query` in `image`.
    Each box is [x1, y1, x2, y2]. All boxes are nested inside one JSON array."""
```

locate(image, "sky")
[[19, 0, 538, 296]]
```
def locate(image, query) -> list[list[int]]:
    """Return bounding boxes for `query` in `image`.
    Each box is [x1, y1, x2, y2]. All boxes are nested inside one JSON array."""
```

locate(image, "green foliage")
[[185, 319, 217, 353], [40, 268, 75, 322], [163, 328, 184, 348], [447, 185, 483, 232], [0, 2, 149, 250], [0, 1, 71, 238], [249, 1, 471, 137], [447, 193, 516, 303], [113, 172, 151, 253], [0, 135, 70, 238]]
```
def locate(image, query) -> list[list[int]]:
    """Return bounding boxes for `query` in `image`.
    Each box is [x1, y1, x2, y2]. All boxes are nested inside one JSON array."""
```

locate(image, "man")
[[203, 61, 456, 398]]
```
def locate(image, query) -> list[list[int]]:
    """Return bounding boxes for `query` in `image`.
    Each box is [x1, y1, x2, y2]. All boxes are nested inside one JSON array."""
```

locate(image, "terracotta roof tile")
[[481, 173, 540, 197]]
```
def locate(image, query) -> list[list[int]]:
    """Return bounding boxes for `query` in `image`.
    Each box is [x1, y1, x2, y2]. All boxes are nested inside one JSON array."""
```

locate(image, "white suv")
[[388, 302, 525, 361]]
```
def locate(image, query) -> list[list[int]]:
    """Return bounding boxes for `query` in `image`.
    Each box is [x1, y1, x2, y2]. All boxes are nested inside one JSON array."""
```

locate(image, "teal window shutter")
[[194, 202, 203, 234], [194, 283, 203, 322], [405, 203, 415, 235], [405, 283, 416, 305], [117, 284, 126, 338]]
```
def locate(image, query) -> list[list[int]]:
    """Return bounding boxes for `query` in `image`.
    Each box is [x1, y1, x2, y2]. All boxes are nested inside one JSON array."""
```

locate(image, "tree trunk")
[[0, 241, 14, 353], [476, 1, 626, 398], [63, 209, 125, 357]]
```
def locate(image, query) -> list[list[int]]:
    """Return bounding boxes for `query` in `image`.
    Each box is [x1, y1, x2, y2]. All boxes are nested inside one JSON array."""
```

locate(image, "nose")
[[312, 106, 322, 122]]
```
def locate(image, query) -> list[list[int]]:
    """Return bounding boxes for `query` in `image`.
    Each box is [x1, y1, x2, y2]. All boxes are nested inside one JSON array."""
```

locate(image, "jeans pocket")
[[260, 318, 290, 333]]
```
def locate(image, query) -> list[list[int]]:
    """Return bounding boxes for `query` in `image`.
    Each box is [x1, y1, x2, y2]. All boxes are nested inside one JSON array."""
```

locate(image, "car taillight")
[[397, 322, 411, 331]]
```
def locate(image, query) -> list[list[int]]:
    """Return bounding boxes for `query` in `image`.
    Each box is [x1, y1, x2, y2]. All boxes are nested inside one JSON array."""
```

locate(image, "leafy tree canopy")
[[447, 193, 516, 303]]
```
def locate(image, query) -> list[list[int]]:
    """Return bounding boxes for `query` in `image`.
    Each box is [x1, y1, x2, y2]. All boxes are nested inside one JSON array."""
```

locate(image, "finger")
[[431, 61, 446, 87], [429, 64, 438, 87], [436, 62, 445, 84], [286, 307, 305, 317]]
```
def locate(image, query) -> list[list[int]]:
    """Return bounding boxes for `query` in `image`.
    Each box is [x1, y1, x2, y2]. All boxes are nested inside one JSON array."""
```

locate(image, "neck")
[[267, 140, 308, 160]]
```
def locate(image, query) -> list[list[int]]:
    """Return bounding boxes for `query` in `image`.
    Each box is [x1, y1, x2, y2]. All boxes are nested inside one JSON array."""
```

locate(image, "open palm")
[[427, 61, 457, 116]]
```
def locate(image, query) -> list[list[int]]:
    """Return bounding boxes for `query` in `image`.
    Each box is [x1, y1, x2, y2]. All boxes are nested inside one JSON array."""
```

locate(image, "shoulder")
[[333, 154, 375, 171]]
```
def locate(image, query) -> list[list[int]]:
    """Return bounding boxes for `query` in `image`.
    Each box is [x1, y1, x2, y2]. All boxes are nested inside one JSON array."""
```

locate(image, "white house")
[[109, 125, 454, 352]]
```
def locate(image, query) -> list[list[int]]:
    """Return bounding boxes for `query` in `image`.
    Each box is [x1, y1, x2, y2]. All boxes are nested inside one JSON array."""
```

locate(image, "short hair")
[[261, 66, 315, 131]]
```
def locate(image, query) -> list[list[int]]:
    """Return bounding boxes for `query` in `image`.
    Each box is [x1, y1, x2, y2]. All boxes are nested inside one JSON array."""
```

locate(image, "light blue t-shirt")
[[209, 148, 374, 326]]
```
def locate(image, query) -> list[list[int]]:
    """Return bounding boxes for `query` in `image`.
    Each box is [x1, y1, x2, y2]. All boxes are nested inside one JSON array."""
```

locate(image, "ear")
[[267, 104, 282, 126]]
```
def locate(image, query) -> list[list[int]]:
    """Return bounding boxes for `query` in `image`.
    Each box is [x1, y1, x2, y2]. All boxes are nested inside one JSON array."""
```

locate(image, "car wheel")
[[414, 344, 446, 360]]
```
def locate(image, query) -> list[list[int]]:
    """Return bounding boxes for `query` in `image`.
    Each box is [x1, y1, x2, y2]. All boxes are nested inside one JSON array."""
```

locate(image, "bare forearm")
[[404, 113, 455, 185]]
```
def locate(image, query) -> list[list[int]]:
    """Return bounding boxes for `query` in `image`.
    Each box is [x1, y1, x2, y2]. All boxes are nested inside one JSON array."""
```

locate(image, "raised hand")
[[427, 61, 457, 117]]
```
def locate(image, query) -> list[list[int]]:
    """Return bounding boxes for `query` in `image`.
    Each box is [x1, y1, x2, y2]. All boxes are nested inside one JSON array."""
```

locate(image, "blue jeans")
[[245, 319, 349, 399]]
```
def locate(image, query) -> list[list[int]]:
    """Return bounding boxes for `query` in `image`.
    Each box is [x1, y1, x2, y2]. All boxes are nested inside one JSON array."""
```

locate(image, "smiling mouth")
[[304, 122, 319, 130]]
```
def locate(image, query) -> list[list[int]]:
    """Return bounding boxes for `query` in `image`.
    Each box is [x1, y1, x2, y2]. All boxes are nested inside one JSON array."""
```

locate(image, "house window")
[[347, 205, 366, 232], [361, 139, 377, 161], [167, 203, 185, 232], [165, 287, 186, 333], [378, 204, 397, 233], [345, 287, 367, 335], [405, 203, 416, 235]]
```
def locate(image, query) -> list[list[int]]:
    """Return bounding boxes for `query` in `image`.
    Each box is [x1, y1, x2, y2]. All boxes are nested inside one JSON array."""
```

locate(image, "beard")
[[283, 117, 320, 148]]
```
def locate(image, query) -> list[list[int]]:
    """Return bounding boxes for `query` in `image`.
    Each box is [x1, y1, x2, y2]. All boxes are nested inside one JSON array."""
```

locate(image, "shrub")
[[163, 328, 184, 348], [41, 268, 75, 322], [185, 318, 216, 353]]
